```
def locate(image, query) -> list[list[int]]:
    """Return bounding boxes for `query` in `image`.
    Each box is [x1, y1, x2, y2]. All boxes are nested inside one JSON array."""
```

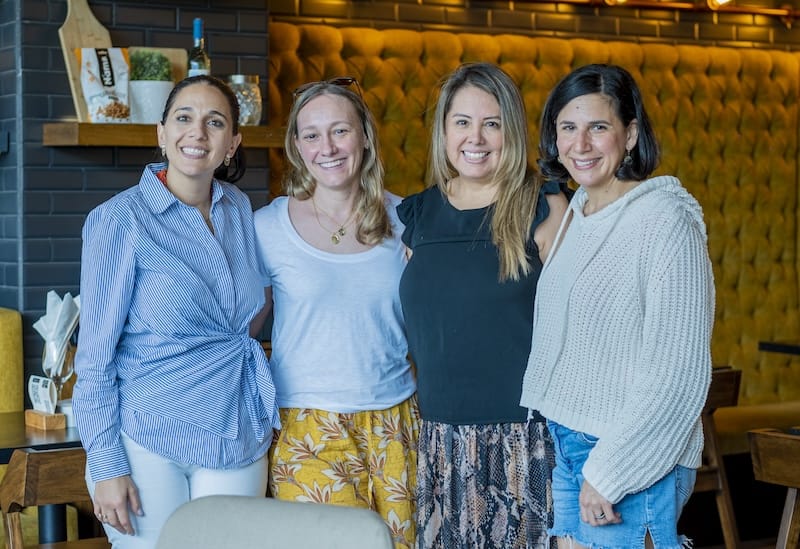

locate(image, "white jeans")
[[86, 433, 268, 549]]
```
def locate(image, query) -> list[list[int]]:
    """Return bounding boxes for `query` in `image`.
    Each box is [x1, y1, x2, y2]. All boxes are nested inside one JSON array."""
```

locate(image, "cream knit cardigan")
[[520, 175, 714, 504]]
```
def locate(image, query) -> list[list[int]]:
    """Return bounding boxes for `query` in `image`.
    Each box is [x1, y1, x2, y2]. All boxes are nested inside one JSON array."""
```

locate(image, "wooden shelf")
[[42, 122, 284, 149]]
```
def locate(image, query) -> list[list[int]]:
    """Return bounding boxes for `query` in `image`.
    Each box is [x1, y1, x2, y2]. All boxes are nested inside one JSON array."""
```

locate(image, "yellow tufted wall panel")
[[0, 307, 23, 413], [268, 23, 800, 406]]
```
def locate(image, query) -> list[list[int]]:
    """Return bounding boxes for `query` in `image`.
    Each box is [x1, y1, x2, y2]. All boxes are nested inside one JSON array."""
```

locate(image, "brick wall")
[[0, 0, 20, 311], [1, 0, 269, 385], [270, 0, 800, 49]]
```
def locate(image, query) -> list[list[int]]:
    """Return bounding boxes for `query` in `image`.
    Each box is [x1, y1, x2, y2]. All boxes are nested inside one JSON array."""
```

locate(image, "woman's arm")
[[73, 208, 141, 531], [249, 287, 273, 337]]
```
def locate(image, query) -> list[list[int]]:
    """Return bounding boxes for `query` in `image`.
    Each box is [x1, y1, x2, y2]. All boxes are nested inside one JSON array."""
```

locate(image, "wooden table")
[[0, 411, 81, 465], [749, 428, 800, 548], [0, 411, 83, 543]]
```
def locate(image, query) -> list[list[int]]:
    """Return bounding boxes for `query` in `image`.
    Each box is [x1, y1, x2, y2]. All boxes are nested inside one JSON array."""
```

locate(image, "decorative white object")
[[129, 80, 174, 124], [58, 398, 76, 427]]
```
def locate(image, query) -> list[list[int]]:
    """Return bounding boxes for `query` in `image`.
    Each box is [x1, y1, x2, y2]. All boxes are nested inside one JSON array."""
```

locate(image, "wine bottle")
[[188, 17, 210, 77]]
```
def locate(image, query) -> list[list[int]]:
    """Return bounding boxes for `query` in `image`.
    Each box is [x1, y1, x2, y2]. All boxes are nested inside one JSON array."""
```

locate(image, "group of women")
[[73, 60, 714, 549]]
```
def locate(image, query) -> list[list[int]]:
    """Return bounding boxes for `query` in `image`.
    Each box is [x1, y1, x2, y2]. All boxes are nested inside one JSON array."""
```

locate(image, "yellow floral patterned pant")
[[269, 395, 419, 548]]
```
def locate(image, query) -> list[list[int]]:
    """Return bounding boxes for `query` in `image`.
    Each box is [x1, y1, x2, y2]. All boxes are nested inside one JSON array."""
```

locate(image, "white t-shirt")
[[253, 192, 415, 412]]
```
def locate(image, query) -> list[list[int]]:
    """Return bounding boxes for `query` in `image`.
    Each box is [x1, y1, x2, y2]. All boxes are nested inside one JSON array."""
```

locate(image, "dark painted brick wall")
[[2, 0, 269, 387], [0, 0, 20, 311]]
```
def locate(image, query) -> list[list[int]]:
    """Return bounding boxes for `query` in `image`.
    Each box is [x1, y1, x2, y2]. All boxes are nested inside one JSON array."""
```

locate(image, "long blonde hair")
[[283, 81, 391, 245], [428, 63, 541, 281]]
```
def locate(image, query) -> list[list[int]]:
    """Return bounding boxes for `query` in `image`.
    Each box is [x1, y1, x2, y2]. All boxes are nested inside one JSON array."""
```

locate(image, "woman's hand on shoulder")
[[93, 475, 142, 535], [535, 191, 569, 263]]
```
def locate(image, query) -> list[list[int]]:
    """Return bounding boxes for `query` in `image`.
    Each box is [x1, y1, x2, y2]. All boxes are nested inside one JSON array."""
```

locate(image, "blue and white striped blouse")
[[73, 163, 279, 482]]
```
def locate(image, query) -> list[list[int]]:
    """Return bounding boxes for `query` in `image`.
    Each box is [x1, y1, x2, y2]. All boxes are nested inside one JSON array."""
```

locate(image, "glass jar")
[[227, 74, 262, 126]]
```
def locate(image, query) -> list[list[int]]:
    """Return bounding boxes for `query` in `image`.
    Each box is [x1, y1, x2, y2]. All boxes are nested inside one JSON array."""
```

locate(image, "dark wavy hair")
[[160, 75, 246, 183], [538, 64, 659, 184]]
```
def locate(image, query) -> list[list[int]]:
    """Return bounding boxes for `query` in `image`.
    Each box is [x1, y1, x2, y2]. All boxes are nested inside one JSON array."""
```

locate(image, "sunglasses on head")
[[292, 76, 363, 98]]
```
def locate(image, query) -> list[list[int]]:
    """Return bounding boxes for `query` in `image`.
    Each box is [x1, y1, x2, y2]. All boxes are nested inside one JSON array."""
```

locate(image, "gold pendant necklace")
[[311, 197, 357, 245]]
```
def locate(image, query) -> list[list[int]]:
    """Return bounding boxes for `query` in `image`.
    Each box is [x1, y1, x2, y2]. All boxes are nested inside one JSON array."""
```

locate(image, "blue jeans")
[[547, 420, 695, 549]]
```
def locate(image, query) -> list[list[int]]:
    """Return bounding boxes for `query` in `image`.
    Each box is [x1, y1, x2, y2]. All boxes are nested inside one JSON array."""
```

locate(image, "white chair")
[[155, 495, 394, 549]]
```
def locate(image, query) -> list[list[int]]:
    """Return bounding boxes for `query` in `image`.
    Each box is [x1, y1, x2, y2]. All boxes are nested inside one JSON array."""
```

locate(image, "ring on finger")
[[594, 512, 606, 520]]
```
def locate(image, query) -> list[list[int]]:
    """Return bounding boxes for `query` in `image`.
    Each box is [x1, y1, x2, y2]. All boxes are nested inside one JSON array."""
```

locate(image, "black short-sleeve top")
[[396, 181, 560, 425]]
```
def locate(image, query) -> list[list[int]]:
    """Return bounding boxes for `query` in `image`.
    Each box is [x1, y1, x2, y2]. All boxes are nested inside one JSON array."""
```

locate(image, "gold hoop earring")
[[224, 155, 231, 167]]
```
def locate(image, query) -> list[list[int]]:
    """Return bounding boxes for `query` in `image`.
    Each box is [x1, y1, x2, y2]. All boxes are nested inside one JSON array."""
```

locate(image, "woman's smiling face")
[[157, 82, 240, 181], [555, 92, 638, 189], [444, 85, 503, 186], [294, 93, 366, 192]]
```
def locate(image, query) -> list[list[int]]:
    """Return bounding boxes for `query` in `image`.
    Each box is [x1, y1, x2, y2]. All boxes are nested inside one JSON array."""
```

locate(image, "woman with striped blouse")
[[73, 75, 280, 549]]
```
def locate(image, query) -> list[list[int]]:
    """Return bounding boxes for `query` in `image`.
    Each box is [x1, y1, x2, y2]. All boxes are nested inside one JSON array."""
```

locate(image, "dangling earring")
[[623, 149, 632, 165], [160, 145, 166, 157], [224, 155, 231, 167], [556, 157, 563, 165]]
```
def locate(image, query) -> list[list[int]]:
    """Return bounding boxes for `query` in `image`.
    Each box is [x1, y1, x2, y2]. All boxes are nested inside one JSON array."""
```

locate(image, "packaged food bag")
[[78, 47, 131, 123]]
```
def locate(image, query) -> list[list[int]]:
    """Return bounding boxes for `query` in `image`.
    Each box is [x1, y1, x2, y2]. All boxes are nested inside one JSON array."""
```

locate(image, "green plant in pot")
[[130, 49, 172, 81], [129, 48, 174, 124]]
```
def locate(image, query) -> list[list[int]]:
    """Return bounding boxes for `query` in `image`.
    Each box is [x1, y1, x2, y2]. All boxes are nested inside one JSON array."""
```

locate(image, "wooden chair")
[[0, 447, 108, 549], [693, 366, 743, 549], [749, 427, 800, 548]]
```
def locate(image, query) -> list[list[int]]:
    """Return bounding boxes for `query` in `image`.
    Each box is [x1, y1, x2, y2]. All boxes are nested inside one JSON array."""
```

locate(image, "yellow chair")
[[0, 308, 23, 413], [0, 308, 26, 549]]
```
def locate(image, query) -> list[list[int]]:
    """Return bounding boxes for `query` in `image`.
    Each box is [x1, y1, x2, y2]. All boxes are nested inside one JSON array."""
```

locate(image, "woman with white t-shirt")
[[253, 78, 418, 549]]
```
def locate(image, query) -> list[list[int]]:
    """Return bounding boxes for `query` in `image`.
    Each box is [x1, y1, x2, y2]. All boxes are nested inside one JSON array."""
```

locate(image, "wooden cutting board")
[[58, 0, 111, 122], [58, 0, 188, 123]]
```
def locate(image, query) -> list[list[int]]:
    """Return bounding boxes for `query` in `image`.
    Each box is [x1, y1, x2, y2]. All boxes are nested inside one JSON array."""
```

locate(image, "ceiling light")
[[707, 0, 732, 10]]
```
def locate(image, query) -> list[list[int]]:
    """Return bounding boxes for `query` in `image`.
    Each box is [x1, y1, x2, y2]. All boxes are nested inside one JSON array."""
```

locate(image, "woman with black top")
[[397, 63, 568, 548]]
